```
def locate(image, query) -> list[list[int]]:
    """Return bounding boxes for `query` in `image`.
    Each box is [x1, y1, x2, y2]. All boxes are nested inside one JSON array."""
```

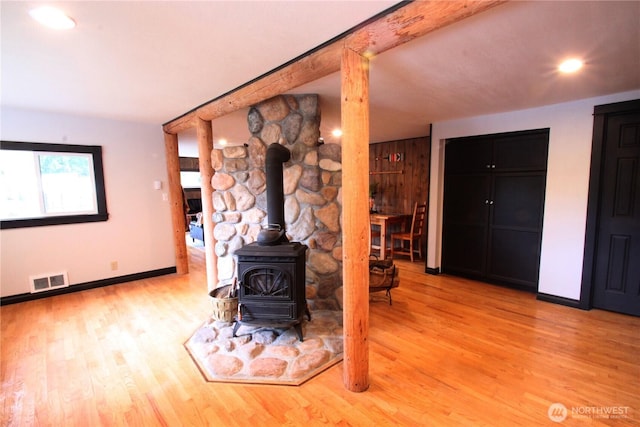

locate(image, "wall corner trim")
[[536, 293, 585, 310], [425, 267, 440, 275]]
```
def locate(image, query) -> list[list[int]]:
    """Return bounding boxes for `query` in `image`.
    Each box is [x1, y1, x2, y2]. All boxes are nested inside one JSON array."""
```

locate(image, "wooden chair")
[[390, 202, 427, 262], [370, 224, 383, 256]]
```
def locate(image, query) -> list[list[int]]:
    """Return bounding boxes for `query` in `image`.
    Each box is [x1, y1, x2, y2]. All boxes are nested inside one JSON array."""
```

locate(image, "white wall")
[[0, 108, 175, 297], [428, 90, 640, 301]]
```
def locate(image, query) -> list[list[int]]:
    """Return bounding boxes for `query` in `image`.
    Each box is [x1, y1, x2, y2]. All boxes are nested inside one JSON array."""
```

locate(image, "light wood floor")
[[2, 248, 638, 426]]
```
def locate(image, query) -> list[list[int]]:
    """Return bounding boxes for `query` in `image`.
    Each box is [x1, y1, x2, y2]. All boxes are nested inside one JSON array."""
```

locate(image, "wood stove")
[[232, 143, 310, 341], [233, 242, 309, 340]]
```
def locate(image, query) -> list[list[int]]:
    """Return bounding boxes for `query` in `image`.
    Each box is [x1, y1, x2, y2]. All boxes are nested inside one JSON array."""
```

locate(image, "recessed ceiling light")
[[558, 58, 583, 74], [29, 6, 76, 30], [331, 129, 343, 138], [218, 139, 228, 146]]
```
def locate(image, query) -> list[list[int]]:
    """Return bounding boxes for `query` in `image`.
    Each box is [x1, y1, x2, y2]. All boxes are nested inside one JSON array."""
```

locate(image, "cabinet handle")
[[486, 164, 491, 168], [485, 199, 489, 204], [491, 164, 496, 168], [489, 200, 494, 205]]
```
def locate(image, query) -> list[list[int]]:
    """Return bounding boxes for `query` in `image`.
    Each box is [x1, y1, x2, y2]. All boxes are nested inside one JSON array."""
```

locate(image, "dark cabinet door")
[[487, 173, 546, 289], [444, 137, 493, 173], [442, 129, 548, 291], [493, 131, 549, 171], [442, 174, 491, 276]]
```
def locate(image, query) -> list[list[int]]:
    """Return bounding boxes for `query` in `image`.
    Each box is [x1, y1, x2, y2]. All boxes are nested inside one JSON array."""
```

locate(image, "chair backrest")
[[409, 202, 427, 237]]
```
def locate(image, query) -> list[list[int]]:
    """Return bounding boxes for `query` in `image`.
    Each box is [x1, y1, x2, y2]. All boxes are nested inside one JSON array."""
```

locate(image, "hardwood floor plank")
[[1, 252, 639, 426]]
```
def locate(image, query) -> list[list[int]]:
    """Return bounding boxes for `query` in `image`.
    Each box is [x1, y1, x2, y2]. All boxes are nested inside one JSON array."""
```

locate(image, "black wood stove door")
[[241, 265, 292, 299], [238, 264, 298, 322]]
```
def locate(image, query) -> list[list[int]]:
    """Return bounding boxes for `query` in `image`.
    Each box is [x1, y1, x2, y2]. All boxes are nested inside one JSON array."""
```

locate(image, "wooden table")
[[370, 213, 411, 260]]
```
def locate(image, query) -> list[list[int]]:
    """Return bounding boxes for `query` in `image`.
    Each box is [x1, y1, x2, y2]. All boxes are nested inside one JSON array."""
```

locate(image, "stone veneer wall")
[[210, 94, 344, 310]]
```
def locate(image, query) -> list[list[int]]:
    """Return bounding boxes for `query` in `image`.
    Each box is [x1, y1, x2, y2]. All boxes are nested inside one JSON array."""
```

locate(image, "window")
[[0, 141, 108, 229], [180, 171, 202, 189]]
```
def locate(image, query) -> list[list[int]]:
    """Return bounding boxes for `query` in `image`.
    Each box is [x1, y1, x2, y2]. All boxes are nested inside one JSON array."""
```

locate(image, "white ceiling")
[[2, 1, 639, 157]]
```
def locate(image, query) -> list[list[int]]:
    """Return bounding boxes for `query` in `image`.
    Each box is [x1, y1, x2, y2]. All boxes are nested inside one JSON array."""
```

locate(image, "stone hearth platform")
[[185, 310, 343, 385]]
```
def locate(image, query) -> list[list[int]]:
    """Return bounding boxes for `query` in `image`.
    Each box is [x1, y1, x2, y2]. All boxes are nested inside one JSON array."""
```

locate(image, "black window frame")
[[0, 141, 109, 229]]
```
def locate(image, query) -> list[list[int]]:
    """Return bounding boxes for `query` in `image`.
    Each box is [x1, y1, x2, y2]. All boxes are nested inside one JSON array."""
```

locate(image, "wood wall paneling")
[[369, 136, 430, 217], [179, 157, 200, 171], [180, 157, 202, 203]]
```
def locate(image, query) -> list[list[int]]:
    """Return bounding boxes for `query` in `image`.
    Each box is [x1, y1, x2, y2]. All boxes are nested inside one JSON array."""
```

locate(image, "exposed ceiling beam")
[[162, 0, 506, 135]]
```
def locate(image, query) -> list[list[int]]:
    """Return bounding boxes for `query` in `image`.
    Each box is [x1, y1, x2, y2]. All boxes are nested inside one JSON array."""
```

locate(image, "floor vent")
[[29, 272, 69, 293]]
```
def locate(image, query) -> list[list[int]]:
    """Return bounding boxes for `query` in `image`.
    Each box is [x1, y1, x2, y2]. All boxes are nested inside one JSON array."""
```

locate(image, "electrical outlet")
[[110, 261, 118, 271]]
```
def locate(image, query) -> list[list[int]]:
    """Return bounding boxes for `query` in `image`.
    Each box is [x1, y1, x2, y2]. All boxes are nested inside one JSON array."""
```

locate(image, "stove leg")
[[232, 321, 240, 337], [305, 303, 311, 321], [294, 323, 303, 342]]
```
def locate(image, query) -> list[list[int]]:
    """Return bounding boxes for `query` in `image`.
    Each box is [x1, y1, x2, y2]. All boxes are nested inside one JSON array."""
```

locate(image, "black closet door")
[[442, 128, 548, 291], [444, 137, 492, 173], [493, 132, 549, 171], [487, 172, 546, 289], [442, 173, 490, 276]]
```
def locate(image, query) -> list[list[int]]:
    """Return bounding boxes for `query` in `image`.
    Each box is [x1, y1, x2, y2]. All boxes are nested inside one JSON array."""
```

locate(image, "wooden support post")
[[195, 118, 218, 291], [164, 131, 189, 274], [341, 46, 370, 392]]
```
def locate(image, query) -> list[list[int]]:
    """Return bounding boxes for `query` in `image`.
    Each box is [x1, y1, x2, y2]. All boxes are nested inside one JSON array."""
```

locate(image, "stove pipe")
[[257, 143, 291, 246]]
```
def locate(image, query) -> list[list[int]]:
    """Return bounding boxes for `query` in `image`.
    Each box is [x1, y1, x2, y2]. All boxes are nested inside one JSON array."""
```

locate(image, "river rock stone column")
[[210, 94, 343, 310]]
